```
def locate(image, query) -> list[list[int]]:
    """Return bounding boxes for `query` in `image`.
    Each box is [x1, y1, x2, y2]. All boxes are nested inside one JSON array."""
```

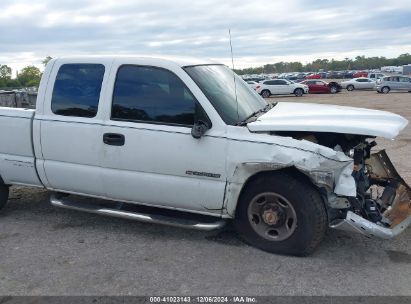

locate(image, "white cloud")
[[0, 0, 410, 73]]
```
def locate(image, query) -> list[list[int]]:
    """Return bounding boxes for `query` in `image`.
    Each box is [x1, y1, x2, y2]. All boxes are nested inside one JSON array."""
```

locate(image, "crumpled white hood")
[[247, 102, 408, 139]]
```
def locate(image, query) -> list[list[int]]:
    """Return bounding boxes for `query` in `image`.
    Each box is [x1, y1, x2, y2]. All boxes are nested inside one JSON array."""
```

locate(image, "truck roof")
[[54, 55, 219, 68]]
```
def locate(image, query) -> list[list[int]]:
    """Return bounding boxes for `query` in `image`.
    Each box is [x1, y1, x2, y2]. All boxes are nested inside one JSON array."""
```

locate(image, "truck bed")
[[0, 107, 42, 186]]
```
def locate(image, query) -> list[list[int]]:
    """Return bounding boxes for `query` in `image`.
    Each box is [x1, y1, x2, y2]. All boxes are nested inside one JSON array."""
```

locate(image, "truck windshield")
[[184, 65, 267, 125]]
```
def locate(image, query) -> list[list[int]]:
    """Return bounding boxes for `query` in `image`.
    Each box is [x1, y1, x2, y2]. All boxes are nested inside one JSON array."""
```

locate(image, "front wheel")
[[0, 181, 9, 211], [234, 172, 327, 256], [294, 88, 304, 97], [329, 86, 338, 94], [382, 86, 390, 94], [346, 85, 354, 91]]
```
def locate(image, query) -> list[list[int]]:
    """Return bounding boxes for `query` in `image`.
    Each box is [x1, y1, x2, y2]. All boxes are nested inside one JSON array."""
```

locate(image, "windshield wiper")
[[236, 102, 277, 126]]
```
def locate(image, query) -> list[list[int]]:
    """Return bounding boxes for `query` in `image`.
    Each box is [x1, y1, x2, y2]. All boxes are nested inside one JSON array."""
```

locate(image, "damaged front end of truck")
[[241, 102, 411, 240], [330, 148, 411, 239]]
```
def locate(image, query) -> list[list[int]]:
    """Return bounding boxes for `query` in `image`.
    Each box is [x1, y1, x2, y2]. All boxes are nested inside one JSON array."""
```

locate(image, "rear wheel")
[[234, 172, 327, 256], [382, 86, 390, 94], [346, 85, 354, 91], [261, 90, 271, 98], [0, 181, 9, 211], [294, 88, 304, 97]]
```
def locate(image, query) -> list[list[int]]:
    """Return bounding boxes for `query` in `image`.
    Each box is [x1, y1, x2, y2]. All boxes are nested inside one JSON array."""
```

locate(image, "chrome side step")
[[50, 193, 227, 231]]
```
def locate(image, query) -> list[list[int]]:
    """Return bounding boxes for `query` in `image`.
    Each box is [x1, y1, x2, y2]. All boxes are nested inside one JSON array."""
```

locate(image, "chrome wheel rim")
[[247, 192, 297, 241]]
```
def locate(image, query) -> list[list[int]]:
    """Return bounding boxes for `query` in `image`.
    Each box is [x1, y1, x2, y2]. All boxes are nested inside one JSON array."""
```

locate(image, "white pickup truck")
[[0, 56, 410, 256]]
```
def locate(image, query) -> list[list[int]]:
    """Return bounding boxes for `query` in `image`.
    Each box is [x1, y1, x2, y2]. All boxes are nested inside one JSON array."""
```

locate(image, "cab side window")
[[112, 65, 199, 126], [51, 64, 105, 118]]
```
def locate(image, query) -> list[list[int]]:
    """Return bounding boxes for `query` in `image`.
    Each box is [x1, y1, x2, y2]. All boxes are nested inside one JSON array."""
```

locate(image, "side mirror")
[[191, 120, 210, 139]]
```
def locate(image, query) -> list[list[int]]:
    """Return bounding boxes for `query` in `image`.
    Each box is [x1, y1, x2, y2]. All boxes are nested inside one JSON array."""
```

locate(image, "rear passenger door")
[[99, 63, 227, 214], [388, 77, 399, 90], [269, 80, 289, 94], [38, 60, 111, 196]]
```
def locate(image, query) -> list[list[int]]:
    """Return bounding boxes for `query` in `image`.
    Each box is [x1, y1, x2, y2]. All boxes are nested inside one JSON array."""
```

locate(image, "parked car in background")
[[319, 72, 328, 79], [256, 79, 309, 97], [368, 72, 385, 80], [341, 78, 376, 91], [295, 73, 306, 80], [285, 75, 298, 81], [246, 80, 259, 90], [376, 76, 411, 93], [328, 71, 345, 79], [301, 80, 342, 94], [305, 73, 322, 79], [343, 71, 354, 79], [244, 77, 265, 83], [353, 71, 368, 78]]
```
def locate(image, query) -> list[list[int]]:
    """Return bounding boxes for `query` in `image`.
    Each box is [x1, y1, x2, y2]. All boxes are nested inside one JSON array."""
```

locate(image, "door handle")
[[103, 133, 125, 146]]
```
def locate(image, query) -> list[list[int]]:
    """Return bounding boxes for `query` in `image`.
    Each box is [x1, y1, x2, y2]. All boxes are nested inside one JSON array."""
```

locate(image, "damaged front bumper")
[[330, 150, 411, 239]]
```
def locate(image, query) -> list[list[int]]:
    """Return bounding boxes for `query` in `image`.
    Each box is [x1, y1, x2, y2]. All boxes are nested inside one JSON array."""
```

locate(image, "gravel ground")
[[0, 90, 410, 296]]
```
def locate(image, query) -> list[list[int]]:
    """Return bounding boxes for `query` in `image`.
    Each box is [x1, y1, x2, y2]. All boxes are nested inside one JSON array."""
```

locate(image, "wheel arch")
[[260, 89, 271, 96], [224, 165, 325, 218]]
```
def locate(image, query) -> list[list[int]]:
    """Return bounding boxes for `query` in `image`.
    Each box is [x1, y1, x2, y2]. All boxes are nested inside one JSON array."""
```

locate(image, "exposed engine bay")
[[274, 131, 411, 237]]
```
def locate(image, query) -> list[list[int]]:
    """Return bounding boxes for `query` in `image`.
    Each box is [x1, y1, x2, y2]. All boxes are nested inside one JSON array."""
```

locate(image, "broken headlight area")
[[309, 171, 334, 190], [331, 148, 411, 239]]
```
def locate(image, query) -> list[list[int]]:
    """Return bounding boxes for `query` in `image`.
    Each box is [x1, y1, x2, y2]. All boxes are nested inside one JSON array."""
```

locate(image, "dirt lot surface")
[[1, 90, 411, 296]]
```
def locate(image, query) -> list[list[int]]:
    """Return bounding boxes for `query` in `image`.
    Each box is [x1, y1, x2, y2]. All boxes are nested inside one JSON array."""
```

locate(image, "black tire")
[[381, 86, 390, 94], [261, 90, 271, 98], [0, 181, 9, 211], [234, 172, 327, 256], [346, 85, 354, 91], [329, 86, 338, 94], [294, 88, 304, 97]]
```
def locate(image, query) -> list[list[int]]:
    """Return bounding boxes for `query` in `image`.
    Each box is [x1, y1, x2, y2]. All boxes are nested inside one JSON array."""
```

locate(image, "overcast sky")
[[1, 0, 411, 75]]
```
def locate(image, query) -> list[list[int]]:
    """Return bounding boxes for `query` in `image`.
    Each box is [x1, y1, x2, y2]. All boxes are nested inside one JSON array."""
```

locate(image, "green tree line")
[[0, 56, 52, 89], [234, 53, 411, 75]]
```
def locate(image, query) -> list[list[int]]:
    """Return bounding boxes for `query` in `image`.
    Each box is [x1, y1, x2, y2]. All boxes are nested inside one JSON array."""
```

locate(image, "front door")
[[398, 77, 411, 91], [100, 64, 227, 214]]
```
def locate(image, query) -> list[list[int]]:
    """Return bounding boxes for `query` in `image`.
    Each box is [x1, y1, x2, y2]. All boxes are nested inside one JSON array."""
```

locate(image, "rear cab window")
[[51, 64, 105, 118]]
